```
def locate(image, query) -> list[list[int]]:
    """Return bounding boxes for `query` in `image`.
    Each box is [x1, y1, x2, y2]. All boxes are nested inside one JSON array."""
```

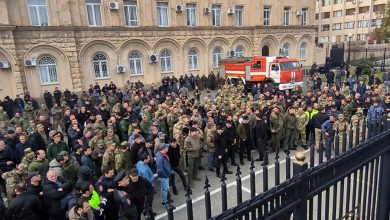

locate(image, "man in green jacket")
[[183, 127, 202, 187], [47, 131, 70, 161]]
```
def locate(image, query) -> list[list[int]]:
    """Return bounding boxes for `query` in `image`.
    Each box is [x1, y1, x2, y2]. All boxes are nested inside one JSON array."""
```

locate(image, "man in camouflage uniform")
[[23, 101, 35, 121], [349, 108, 366, 147], [92, 139, 105, 177], [28, 149, 49, 176], [101, 141, 116, 172], [333, 114, 349, 153], [2, 164, 27, 204], [60, 151, 80, 183], [51, 103, 63, 131], [115, 141, 131, 174], [269, 109, 284, 153], [19, 148, 35, 168], [104, 128, 120, 146], [93, 114, 106, 133], [205, 123, 216, 171], [155, 104, 168, 134], [9, 112, 24, 128], [89, 128, 103, 150], [340, 99, 353, 123], [295, 105, 309, 149], [167, 106, 180, 139], [0, 106, 9, 134]]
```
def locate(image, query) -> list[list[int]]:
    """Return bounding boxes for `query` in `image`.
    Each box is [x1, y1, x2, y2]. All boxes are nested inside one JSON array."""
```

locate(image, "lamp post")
[[346, 33, 352, 70]]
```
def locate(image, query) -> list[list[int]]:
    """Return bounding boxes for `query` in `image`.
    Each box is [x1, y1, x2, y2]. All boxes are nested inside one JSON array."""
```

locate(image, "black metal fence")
[[159, 118, 390, 220]]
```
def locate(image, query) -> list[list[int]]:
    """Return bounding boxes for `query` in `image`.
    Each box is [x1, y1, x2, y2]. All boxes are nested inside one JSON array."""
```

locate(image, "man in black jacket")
[[4, 182, 42, 220], [167, 138, 187, 195], [42, 169, 73, 220], [96, 167, 117, 220], [0, 139, 14, 173], [254, 115, 270, 164], [214, 125, 232, 178], [312, 107, 329, 150]]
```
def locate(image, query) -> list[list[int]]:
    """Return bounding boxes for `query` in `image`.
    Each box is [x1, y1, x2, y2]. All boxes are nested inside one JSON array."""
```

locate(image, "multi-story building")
[[0, 0, 315, 98], [315, 0, 386, 44]]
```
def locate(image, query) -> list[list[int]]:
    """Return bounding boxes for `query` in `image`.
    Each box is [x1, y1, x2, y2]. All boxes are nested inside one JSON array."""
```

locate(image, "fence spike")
[[221, 171, 228, 211], [185, 179, 193, 220], [250, 158, 256, 198], [236, 164, 243, 205], [236, 163, 242, 177], [204, 174, 212, 219]]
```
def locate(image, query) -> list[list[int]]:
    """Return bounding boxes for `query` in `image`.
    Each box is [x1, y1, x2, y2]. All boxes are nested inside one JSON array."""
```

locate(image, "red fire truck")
[[219, 56, 304, 90]]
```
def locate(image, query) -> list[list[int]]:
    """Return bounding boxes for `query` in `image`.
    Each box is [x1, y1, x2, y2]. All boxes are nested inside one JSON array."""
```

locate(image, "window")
[[93, 54, 109, 79], [213, 47, 222, 68], [344, 34, 354, 41], [372, 19, 382, 27], [281, 43, 289, 57], [332, 23, 342, 30], [86, 0, 102, 26], [358, 20, 369, 28], [263, 7, 271, 26], [188, 48, 199, 70], [322, 12, 331, 19], [160, 49, 172, 73], [333, 10, 342, 17], [124, 0, 138, 27], [346, 8, 355, 16], [283, 7, 290, 26], [28, 0, 49, 26], [252, 61, 262, 69], [322, 0, 331, 6], [235, 6, 243, 27], [157, 2, 169, 27], [186, 4, 197, 27], [373, 4, 385, 13], [301, 8, 308, 26], [315, 13, 319, 20], [38, 56, 58, 85], [321, 24, 330, 31], [129, 51, 143, 75], [344, 21, 355, 29], [357, 34, 367, 40], [212, 5, 221, 27], [299, 43, 307, 60], [334, 0, 342, 4], [359, 6, 369, 13], [236, 45, 244, 57]]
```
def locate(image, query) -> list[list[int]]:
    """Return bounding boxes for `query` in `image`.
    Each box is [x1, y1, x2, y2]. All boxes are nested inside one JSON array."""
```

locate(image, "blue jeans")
[[208, 152, 216, 169], [159, 178, 169, 203]]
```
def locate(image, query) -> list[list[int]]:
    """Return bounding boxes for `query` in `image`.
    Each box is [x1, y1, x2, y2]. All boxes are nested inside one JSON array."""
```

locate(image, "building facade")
[[0, 0, 316, 98], [315, 0, 386, 44]]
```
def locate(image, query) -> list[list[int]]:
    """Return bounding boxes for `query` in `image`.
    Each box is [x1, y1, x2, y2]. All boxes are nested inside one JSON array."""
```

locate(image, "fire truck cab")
[[220, 56, 304, 90]]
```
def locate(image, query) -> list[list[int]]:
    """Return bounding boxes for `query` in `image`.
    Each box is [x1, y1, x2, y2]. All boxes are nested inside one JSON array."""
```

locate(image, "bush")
[[351, 56, 378, 75]]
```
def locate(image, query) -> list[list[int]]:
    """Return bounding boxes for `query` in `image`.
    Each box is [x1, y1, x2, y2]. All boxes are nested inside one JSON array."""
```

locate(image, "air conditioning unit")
[[176, 5, 185, 13], [228, 50, 236, 57], [109, 2, 119, 10], [148, 54, 159, 63], [0, 61, 10, 69], [24, 58, 37, 67], [204, 7, 211, 14], [227, 8, 235, 14], [117, 65, 126, 73], [296, 11, 302, 16]]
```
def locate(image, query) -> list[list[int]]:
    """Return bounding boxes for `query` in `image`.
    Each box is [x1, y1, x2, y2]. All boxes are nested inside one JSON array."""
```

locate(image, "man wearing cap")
[[214, 124, 232, 178], [102, 141, 116, 172], [237, 116, 252, 165], [333, 114, 349, 152], [93, 114, 106, 134], [127, 167, 154, 218], [349, 107, 366, 146], [296, 105, 309, 149], [60, 151, 80, 183], [269, 109, 284, 154], [137, 137, 156, 171], [20, 148, 36, 169], [104, 127, 120, 146], [2, 164, 27, 203], [156, 143, 173, 206], [88, 128, 103, 150], [184, 127, 202, 186], [367, 100, 385, 138], [115, 141, 131, 174], [47, 131, 70, 161], [129, 134, 144, 167], [113, 170, 138, 219]]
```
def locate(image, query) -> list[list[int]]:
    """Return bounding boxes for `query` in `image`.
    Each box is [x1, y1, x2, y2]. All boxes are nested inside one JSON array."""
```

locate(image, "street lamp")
[[346, 33, 353, 70]]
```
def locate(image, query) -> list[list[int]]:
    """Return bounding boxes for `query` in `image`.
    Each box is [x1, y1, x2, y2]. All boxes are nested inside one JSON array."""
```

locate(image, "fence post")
[[293, 151, 309, 220], [221, 171, 228, 212], [236, 164, 242, 205], [249, 159, 256, 198], [185, 180, 193, 220], [204, 175, 212, 220], [377, 150, 390, 220]]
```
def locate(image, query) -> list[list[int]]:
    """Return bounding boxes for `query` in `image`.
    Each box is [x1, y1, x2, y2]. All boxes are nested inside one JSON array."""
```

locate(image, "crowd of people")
[[0, 67, 389, 220]]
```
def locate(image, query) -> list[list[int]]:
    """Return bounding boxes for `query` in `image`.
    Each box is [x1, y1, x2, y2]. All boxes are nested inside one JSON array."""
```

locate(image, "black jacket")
[[167, 145, 180, 167], [0, 146, 14, 172], [129, 142, 144, 166], [42, 176, 73, 214], [214, 132, 227, 157], [312, 112, 328, 129], [4, 191, 42, 220], [254, 118, 270, 141], [30, 132, 47, 151]]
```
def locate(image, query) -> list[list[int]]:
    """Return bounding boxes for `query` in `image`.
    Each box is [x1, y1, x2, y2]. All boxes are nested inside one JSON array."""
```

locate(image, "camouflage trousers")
[[334, 132, 348, 154], [53, 119, 64, 131], [295, 128, 307, 147], [315, 128, 324, 150], [350, 126, 365, 147]]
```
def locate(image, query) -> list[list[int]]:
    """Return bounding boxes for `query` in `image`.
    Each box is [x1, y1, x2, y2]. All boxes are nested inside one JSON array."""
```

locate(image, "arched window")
[[281, 43, 290, 57], [188, 48, 199, 70], [93, 53, 109, 78], [235, 45, 244, 57], [129, 51, 143, 75], [38, 56, 58, 85], [160, 49, 172, 73], [213, 47, 222, 68], [299, 42, 307, 60]]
